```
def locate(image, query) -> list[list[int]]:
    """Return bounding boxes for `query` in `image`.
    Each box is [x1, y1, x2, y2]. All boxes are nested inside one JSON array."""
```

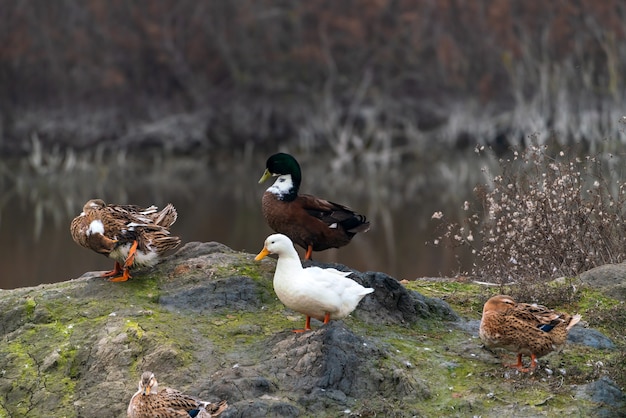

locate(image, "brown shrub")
[[433, 144, 626, 302]]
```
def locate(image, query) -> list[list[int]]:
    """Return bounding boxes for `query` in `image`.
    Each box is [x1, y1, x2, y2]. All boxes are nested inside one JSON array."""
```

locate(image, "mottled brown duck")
[[127, 371, 228, 418], [479, 294, 581, 372], [258, 153, 370, 260], [70, 199, 181, 282]]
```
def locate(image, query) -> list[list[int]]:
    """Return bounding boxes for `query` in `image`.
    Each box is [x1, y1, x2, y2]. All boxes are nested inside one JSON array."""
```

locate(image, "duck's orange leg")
[[304, 245, 313, 260], [505, 353, 525, 370], [106, 241, 138, 282], [123, 240, 138, 269], [293, 316, 313, 333], [323, 312, 331, 324], [506, 353, 535, 373], [101, 262, 123, 278]]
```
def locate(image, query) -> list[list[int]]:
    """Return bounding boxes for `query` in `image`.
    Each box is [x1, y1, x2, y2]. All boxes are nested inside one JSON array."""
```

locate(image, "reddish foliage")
[[0, 0, 623, 107]]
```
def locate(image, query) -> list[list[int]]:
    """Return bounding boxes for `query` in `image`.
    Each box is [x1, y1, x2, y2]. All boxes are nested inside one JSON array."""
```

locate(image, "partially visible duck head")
[[138, 371, 158, 396], [483, 295, 516, 314]]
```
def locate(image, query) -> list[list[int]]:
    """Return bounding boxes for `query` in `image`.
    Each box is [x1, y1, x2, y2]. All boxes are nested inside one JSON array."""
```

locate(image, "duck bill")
[[258, 169, 272, 184], [255, 247, 270, 261]]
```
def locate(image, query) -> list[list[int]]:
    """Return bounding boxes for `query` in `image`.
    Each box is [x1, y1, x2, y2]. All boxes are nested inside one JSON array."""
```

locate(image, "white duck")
[[255, 233, 374, 332]]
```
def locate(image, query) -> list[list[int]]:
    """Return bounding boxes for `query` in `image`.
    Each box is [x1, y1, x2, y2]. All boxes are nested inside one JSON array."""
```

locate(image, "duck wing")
[[157, 387, 202, 410], [303, 267, 372, 298], [484, 311, 553, 346], [152, 203, 178, 227], [509, 302, 562, 327], [104, 204, 160, 226], [298, 194, 369, 233], [198, 400, 228, 417]]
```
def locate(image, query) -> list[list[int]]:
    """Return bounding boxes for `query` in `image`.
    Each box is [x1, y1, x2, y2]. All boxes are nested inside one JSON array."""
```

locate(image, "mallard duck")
[[127, 371, 228, 418], [479, 294, 581, 372], [258, 153, 370, 260], [255, 233, 374, 332], [70, 199, 181, 282]]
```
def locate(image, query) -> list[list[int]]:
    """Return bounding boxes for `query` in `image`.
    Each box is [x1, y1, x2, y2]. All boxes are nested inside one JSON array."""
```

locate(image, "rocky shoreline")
[[0, 241, 623, 417]]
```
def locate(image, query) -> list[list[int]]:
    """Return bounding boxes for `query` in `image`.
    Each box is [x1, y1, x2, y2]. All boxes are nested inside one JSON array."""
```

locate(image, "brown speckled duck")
[[479, 294, 581, 372], [258, 153, 370, 260], [127, 371, 228, 418], [70, 199, 181, 282]]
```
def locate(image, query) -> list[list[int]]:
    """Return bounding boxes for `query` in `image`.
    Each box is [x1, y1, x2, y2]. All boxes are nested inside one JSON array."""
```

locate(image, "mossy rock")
[[579, 262, 626, 301], [0, 242, 623, 417]]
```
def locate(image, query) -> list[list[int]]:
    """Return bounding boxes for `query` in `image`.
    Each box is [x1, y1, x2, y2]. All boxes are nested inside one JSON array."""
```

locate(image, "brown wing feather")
[[153, 203, 178, 227], [262, 192, 369, 252], [200, 400, 228, 417], [512, 302, 562, 324], [299, 194, 370, 232], [157, 387, 202, 410]]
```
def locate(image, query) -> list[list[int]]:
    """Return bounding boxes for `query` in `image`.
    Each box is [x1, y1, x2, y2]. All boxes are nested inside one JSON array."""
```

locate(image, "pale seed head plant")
[[433, 142, 626, 304]]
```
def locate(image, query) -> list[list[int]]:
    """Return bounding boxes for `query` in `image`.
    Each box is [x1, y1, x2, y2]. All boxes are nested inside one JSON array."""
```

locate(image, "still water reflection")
[[0, 150, 488, 290]]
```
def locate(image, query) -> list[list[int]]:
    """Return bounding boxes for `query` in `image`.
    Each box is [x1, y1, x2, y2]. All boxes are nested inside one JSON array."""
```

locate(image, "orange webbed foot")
[[108, 268, 132, 282], [292, 316, 313, 333], [527, 353, 539, 372], [101, 262, 123, 278], [505, 353, 524, 369], [505, 353, 536, 373]]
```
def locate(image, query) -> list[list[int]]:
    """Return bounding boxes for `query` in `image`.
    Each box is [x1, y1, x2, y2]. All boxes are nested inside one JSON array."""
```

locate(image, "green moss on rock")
[[0, 243, 623, 417]]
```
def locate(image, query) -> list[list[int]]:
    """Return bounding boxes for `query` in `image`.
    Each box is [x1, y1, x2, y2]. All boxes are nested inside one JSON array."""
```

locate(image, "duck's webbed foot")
[[108, 268, 132, 282], [292, 316, 313, 333], [505, 353, 536, 373], [101, 262, 123, 278]]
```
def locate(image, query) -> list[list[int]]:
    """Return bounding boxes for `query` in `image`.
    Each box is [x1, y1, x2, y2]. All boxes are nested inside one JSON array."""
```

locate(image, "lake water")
[[0, 149, 486, 290]]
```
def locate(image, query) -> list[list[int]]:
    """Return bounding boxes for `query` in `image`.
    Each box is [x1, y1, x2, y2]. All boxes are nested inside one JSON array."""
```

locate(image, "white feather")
[[109, 243, 159, 267], [137, 205, 158, 216], [87, 220, 105, 236], [126, 222, 148, 231], [267, 174, 294, 198]]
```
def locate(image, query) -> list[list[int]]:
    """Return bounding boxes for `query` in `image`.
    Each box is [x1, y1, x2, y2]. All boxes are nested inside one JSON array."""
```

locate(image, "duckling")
[[70, 199, 181, 282], [258, 153, 370, 260], [127, 371, 228, 418], [479, 294, 581, 372], [255, 233, 374, 332]]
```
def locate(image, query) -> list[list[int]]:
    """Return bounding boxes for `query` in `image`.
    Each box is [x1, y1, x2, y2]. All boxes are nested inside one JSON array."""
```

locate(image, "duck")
[[258, 153, 370, 260], [127, 371, 228, 418], [255, 233, 374, 332], [479, 294, 582, 372], [70, 199, 181, 282]]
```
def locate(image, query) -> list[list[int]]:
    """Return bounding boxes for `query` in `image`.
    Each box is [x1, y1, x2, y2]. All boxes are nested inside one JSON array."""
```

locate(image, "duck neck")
[[275, 251, 304, 273], [267, 174, 299, 202]]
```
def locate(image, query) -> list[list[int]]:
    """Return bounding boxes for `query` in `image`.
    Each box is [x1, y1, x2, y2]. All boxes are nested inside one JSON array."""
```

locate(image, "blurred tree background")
[[0, 0, 624, 155]]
